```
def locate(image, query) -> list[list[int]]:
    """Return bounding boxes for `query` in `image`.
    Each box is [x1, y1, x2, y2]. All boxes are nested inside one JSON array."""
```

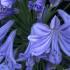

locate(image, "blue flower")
[[18, 9, 70, 65], [28, 0, 46, 21], [28, 0, 33, 10], [1, 0, 16, 8], [0, 0, 18, 20], [0, 20, 14, 43], [28, 0, 46, 12], [33, 0, 46, 12], [0, 30, 21, 70]]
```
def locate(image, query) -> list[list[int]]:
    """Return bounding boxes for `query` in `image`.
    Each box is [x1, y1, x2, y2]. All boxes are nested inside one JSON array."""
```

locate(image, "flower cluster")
[[0, 0, 21, 70], [0, 0, 70, 70], [0, 0, 18, 20]]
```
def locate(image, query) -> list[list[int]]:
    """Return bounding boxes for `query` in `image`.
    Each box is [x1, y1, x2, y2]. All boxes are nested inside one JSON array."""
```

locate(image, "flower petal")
[[17, 53, 25, 61], [59, 33, 70, 56], [26, 57, 35, 70], [62, 35, 70, 44], [61, 30, 70, 43], [0, 20, 14, 41], [3, 30, 21, 70], [58, 9, 70, 23], [31, 23, 50, 36], [59, 23, 70, 31], [6, 30, 16, 64], [50, 15, 60, 29], [48, 32, 62, 64], [30, 34, 52, 56], [0, 30, 17, 69]]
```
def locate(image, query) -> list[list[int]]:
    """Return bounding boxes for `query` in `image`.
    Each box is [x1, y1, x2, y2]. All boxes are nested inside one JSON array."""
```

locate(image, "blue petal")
[[7, 60, 21, 70], [0, 30, 16, 61], [61, 28, 70, 39], [26, 57, 35, 70], [48, 32, 62, 64], [58, 9, 70, 23], [59, 33, 70, 56], [17, 42, 34, 62], [50, 15, 60, 29], [6, 30, 16, 63], [0, 20, 14, 42], [28, 35, 44, 42], [59, 23, 70, 31], [31, 23, 50, 36], [61, 31, 70, 44], [3, 30, 21, 70], [17, 53, 25, 61], [30, 34, 51, 56], [38, 53, 49, 61]]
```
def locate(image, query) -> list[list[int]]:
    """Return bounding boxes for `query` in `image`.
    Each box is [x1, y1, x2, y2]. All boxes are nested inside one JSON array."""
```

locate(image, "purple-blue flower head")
[[28, 0, 46, 21], [28, 0, 46, 12], [0, 7, 19, 20], [0, 30, 21, 70], [1, 0, 16, 8], [0, 0, 18, 20], [18, 9, 70, 65], [33, 0, 46, 12], [28, 0, 34, 10]]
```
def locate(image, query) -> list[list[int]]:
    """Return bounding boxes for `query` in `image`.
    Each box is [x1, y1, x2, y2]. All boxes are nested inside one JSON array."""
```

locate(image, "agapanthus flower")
[[0, 20, 14, 43], [28, 0, 33, 10], [1, 0, 16, 8], [18, 9, 70, 67], [28, 0, 46, 20], [0, 30, 21, 70], [0, 0, 18, 20], [33, 0, 46, 12], [28, 0, 46, 12]]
